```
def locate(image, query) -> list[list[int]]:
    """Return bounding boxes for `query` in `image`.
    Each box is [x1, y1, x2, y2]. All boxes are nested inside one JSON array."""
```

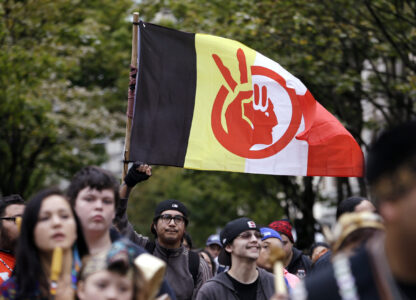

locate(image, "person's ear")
[[225, 243, 233, 254]]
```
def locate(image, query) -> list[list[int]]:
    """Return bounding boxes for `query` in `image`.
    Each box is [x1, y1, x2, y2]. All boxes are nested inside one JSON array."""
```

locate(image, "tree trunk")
[[294, 177, 316, 251]]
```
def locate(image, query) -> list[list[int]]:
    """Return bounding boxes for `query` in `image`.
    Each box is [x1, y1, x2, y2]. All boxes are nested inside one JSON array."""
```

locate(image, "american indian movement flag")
[[129, 21, 364, 177]]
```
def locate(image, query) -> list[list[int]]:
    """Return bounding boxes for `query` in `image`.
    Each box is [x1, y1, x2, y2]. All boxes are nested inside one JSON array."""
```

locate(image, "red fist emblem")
[[211, 48, 302, 159]]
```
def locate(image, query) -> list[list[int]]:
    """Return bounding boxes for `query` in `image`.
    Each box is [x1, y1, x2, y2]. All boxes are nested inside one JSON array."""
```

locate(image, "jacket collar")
[[155, 240, 184, 258]]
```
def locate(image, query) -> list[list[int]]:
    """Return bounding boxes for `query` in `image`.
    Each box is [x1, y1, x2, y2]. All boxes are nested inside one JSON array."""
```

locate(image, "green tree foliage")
[[127, 166, 294, 247], [0, 0, 135, 198], [1, 0, 414, 249]]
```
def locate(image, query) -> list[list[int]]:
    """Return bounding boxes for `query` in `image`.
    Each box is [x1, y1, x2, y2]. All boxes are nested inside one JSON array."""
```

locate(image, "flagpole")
[[122, 12, 140, 180]]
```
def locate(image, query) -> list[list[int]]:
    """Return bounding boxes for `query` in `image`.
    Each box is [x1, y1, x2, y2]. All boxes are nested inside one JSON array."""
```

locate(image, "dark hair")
[[366, 120, 416, 185], [183, 232, 193, 249], [14, 188, 88, 298], [309, 242, 330, 257], [336, 196, 367, 220], [67, 166, 120, 209], [366, 120, 416, 204], [0, 194, 25, 228]]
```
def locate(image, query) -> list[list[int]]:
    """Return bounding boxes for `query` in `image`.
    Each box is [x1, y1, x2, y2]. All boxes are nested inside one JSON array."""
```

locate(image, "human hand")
[[124, 161, 152, 187]]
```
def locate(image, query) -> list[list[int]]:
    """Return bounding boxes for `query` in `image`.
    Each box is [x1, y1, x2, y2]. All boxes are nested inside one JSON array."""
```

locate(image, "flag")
[[129, 21, 363, 177]]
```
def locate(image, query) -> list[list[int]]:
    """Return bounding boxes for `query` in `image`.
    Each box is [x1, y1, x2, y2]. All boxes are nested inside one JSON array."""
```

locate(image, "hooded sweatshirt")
[[287, 247, 312, 278], [196, 268, 275, 300], [114, 198, 211, 300]]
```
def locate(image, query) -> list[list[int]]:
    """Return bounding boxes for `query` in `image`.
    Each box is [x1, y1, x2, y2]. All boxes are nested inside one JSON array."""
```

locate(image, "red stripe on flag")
[[296, 96, 364, 177]]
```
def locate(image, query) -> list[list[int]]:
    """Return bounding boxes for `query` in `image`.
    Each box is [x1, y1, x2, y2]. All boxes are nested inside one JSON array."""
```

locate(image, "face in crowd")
[[78, 269, 134, 300], [379, 184, 416, 253], [226, 230, 262, 263], [311, 245, 329, 264], [67, 166, 119, 243], [206, 244, 221, 259], [0, 202, 25, 252], [74, 187, 115, 237], [153, 210, 186, 248], [280, 233, 294, 261], [257, 237, 283, 271], [34, 194, 77, 252]]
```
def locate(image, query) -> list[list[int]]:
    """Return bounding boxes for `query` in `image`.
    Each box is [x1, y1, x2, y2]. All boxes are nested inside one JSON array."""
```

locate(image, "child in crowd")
[[77, 239, 148, 300]]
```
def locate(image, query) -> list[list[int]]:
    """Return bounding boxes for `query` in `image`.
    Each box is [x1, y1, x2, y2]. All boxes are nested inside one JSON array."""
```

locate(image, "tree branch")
[[364, 0, 416, 73]]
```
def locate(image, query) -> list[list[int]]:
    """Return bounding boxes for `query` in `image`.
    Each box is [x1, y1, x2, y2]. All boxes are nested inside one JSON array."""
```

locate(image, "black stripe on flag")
[[130, 22, 196, 166]]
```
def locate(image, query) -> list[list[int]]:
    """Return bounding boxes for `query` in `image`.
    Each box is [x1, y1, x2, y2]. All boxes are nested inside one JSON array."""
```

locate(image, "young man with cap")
[[116, 163, 211, 300], [196, 217, 275, 300], [257, 227, 300, 289], [0, 195, 25, 284], [268, 220, 311, 278], [292, 121, 416, 300]]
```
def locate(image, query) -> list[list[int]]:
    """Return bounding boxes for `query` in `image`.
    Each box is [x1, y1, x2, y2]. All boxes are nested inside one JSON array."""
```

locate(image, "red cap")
[[268, 220, 294, 243]]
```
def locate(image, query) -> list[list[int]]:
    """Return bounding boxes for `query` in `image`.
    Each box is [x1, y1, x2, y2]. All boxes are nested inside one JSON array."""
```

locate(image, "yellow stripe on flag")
[[184, 34, 257, 172]]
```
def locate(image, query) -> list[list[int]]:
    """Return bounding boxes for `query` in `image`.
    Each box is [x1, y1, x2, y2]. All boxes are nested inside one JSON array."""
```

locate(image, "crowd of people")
[[0, 121, 415, 300]]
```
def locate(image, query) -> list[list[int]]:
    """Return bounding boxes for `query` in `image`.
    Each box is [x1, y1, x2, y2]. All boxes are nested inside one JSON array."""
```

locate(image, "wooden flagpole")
[[122, 12, 140, 180]]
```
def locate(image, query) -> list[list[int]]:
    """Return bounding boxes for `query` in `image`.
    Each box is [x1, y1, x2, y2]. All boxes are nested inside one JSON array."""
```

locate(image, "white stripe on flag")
[[244, 53, 308, 176]]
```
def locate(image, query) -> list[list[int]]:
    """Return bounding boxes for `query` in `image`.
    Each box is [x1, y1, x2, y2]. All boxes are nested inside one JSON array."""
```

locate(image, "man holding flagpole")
[[116, 162, 211, 300]]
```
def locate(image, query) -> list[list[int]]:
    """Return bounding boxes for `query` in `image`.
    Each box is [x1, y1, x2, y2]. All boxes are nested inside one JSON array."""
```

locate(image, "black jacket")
[[292, 234, 416, 300], [287, 246, 312, 278]]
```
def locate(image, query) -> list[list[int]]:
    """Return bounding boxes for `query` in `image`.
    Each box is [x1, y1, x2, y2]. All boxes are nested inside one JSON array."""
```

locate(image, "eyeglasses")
[[237, 231, 263, 240], [159, 214, 186, 225], [0, 217, 19, 224]]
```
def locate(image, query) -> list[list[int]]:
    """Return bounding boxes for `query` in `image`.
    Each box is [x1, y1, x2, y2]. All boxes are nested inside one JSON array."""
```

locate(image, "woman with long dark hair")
[[0, 188, 88, 299]]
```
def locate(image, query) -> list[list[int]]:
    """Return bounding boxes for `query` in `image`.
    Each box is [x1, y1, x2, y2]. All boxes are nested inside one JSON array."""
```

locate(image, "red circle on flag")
[[211, 66, 302, 159]]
